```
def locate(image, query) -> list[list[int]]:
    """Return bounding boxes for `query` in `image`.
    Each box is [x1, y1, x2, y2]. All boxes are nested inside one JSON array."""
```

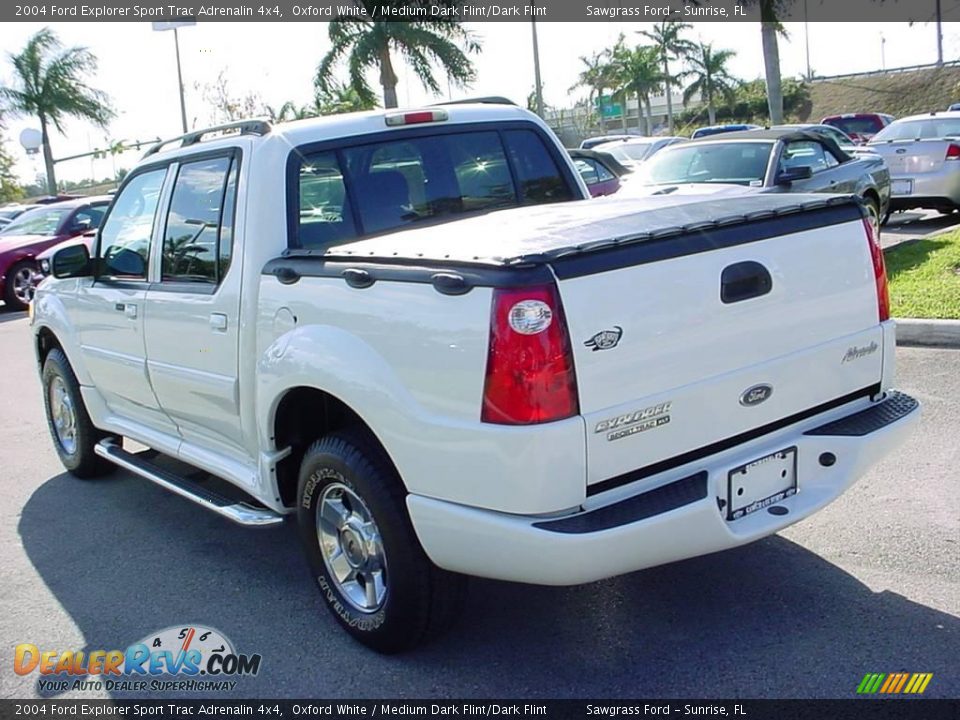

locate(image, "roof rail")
[[143, 118, 272, 158], [433, 96, 516, 107]]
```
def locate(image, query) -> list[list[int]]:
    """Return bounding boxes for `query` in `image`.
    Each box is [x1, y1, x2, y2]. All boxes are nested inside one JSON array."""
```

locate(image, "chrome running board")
[[94, 439, 283, 528]]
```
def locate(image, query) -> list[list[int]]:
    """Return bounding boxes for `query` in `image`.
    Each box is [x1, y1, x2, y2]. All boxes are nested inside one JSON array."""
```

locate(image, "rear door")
[[143, 151, 244, 457], [551, 209, 883, 487]]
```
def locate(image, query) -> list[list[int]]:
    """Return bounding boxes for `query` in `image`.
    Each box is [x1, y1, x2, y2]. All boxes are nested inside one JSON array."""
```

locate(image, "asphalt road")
[[882, 208, 960, 247], [0, 313, 956, 700]]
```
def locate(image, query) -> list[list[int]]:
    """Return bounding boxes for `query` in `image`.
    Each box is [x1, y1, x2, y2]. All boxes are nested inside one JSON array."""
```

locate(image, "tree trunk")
[[637, 92, 649, 135], [663, 54, 674, 134], [761, 19, 784, 124], [644, 96, 653, 136], [708, 102, 716, 125], [39, 113, 57, 194], [379, 45, 399, 109], [620, 96, 628, 131], [597, 88, 606, 133]]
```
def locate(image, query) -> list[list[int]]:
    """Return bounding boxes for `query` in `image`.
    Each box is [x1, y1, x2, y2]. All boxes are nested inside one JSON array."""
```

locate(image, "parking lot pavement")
[[883, 208, 960, 247], [0, 313, 957, 700]]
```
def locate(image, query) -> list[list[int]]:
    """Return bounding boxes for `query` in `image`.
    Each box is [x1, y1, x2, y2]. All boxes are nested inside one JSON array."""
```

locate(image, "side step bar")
[[94, 439, 284, 528]]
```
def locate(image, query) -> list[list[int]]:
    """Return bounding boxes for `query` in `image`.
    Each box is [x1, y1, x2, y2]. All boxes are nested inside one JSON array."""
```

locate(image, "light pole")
[[803, 0, 812, 80], [530, 1, 544, 118], [881, 33, 886, 70], [152, 21, 195, 133]]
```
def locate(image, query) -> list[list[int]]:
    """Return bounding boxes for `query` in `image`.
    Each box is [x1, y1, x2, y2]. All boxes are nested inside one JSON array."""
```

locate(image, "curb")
[[895, 318, 960, 348]]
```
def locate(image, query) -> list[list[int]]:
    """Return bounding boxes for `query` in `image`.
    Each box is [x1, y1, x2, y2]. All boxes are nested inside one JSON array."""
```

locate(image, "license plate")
[[891, 179, 913, 196], [726, 447, 797, 521]]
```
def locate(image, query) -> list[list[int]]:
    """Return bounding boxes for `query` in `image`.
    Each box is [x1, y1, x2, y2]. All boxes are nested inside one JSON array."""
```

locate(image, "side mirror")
[[104, 247, 146, 277], [52, 244, 92, 279], [776, 165, 813, 184]]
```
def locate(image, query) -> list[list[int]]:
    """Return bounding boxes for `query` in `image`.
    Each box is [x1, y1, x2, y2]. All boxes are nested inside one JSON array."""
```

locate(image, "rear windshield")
[[871, 118, 960, 142], [605, 142, 656, 162], [635, 141, 773, 186], [824, 117, 885, 135], [292, 128, 574, 249]]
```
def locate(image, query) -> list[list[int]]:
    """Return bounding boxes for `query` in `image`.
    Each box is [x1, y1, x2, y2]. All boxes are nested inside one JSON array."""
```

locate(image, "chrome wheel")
[[317, 482, 387, 613], [864, 201, 881, 240], [11, 265, 34, 306], [49, 375, 78, 455]]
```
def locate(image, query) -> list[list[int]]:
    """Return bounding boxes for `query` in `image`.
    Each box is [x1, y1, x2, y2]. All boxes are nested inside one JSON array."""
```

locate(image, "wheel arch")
[[270, 385, 401, 508]]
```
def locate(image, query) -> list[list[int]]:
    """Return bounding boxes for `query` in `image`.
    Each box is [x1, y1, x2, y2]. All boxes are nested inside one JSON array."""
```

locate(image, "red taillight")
[[384, 109, 449, 127], [863, 216, 890, 322], [946, 143, 960, 160], [482, 285, 579, 425]]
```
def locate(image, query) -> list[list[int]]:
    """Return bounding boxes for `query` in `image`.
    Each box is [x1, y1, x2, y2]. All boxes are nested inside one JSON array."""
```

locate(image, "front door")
[[74, 166, 178, 435], [143, 152, 245, 456]]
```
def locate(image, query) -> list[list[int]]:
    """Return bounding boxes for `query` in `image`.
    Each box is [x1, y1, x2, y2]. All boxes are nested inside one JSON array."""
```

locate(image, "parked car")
[[770, 124, 877, 158], [0, 204, 40, 230], [617, 129, 890, 233], [567, 148, 630, 197], [594, 136, 686, 170], [580, 133, 637, 149], [691, 124, 760, 139], [0, 196, 111, 310], [33, 194, 83, 205], [821, 113, 894, 145], [866, 110, 960, 218], [32, 108, 918, 654], [947, 103, 960, 112]]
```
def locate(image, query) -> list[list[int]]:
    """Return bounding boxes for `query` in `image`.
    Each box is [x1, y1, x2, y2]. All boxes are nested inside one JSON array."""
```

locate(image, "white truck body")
[[31, 105, 919, 649]]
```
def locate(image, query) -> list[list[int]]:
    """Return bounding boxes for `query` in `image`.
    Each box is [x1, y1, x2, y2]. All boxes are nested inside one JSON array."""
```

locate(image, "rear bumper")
[[407, 391, 919, 585], [888, 167, 960, 210]]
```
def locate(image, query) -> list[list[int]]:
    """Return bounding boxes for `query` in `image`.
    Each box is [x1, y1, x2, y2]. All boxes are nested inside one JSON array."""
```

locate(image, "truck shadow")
[[18, 470, 959, 699]]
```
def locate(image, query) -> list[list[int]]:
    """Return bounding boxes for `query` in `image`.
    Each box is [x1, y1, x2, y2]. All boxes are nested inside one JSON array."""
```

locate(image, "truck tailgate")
[[550, 204, 882, 488]]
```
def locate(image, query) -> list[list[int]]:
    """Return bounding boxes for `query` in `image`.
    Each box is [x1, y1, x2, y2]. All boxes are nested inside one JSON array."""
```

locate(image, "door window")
[[98, 168, 166, 279], [781, 141, 830, 173], [161, 156, 236, 284]]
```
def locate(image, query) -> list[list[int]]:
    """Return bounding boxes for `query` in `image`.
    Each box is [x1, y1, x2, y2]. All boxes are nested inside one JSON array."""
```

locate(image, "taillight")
[[384, 109, 449, 127], [946, 143, 960, 160], [482, 285, 579, 425], [863, 216, 890, 322]]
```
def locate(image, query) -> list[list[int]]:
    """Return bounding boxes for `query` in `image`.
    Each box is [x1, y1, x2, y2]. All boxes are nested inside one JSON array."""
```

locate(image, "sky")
[[1, 19, 958, 185]]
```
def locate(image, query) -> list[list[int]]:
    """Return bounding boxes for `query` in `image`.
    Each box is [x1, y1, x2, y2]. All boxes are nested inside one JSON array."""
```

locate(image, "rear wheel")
[[41, 349, 115, 478], [4, 260, 36, 311], [863, 197, 881, 239], [296, 431, 466, 653]]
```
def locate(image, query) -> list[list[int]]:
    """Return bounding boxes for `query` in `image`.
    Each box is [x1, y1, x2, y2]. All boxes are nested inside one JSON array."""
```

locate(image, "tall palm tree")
[[0, 28, 114, 193], [639, 20, 695, 134], [619, 45, 664, 136], [681, 43, 739, 125], [316, 2, 479, 109], [760, 1, 786, 124]]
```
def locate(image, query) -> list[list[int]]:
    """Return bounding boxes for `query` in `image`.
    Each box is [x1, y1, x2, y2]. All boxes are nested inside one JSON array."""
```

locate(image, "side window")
[[574, 158, 599, 185], [781, 141, 829, 173], [218, 159, 239, 278], [595, 161, 615, 182], [503, 130, 575, 204], [99, 168, 166, 279], [161, 156, 233, 284], [297, 151, 356, 249]]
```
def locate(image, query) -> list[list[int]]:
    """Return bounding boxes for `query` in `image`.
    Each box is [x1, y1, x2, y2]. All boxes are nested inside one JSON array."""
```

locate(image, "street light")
[[530, 1, 544, 118], [881, 33, 886, 70], [152, 21, 195, 133]]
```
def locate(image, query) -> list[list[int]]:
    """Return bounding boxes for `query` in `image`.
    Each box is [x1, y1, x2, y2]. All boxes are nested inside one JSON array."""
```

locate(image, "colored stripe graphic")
[[857, 673, 933, 694]]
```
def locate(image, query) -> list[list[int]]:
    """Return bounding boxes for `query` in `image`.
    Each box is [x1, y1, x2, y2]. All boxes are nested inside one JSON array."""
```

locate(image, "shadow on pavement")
[[18, 469, 959, 699], [0, 308, 29, 323]]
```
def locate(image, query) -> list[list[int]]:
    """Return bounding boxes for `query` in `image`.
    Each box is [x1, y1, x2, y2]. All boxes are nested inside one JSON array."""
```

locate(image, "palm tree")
[[681, 43, 739, 125], [570, 51, 617, 133], [760, 0, 786, 124], [619, 45, 664, 136], [0, 28, 114, 193], [639, 20, 695, 134], [316, 2, 479, 109]]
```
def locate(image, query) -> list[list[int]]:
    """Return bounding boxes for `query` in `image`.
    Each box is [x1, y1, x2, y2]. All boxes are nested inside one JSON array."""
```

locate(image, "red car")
[[821, 113, 895, 145], [0, 196, 111, 311]]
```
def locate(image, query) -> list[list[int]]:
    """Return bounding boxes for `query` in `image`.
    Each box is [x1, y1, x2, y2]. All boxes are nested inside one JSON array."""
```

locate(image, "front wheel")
[[41, 349, 115, 478], [863, 197, 881, 239], [296, 431, 466, 653], [4, 260, 36, 311]]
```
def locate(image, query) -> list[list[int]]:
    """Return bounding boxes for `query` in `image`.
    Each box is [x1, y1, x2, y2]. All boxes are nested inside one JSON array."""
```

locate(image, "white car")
[[32, 104, 919, 653], [593, 136, 686, 170]]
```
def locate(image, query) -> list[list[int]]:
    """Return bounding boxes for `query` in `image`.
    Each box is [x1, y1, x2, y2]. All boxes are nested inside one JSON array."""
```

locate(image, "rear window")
[[871, 118, 960, 142], [292, 129, 573, 249], [824, 117, 885, 135]]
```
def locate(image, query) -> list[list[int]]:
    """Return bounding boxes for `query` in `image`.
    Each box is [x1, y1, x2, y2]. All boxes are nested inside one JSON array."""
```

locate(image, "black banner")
[[4, 0, 960, 24], [1, 700, 959, 720]]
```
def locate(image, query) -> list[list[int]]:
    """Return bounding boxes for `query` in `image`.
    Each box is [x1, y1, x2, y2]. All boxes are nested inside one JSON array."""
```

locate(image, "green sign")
[[596, 95, 622, 119]]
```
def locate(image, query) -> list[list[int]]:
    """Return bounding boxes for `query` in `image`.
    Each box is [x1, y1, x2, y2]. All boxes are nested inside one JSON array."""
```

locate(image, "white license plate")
[[891, 179, 913, 196], [726, 447, 797, 520]]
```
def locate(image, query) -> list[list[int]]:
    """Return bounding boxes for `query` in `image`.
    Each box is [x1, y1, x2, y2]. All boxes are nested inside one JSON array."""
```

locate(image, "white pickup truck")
[[31, 103, 919, 653]]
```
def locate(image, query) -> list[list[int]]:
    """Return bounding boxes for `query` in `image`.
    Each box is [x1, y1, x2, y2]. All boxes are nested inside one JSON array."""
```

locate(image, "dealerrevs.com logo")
[[14, 624, 262, 693]]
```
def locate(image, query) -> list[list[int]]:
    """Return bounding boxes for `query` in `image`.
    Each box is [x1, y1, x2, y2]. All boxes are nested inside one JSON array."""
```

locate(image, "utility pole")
[[936, 0, 944, 66], [881, 33, 886, 70], [531, 1, 545, 118], [803, 0, 812, 80], [152, 22, 195, 133]]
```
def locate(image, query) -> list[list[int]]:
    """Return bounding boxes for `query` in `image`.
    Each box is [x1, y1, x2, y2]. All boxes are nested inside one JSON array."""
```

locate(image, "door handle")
[[209, 313, 228, 331], [119, 303, 137, 319], [721, 261, 773, 304]]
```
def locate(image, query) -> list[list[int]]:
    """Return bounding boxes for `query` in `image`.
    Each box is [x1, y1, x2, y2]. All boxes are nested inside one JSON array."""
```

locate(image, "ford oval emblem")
[[740, 384, 773, 407]]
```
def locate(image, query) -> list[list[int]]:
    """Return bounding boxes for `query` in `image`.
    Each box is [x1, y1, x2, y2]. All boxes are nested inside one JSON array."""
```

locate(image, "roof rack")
[[433, 96, 516, 107], [143, 118, 272, 158]]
